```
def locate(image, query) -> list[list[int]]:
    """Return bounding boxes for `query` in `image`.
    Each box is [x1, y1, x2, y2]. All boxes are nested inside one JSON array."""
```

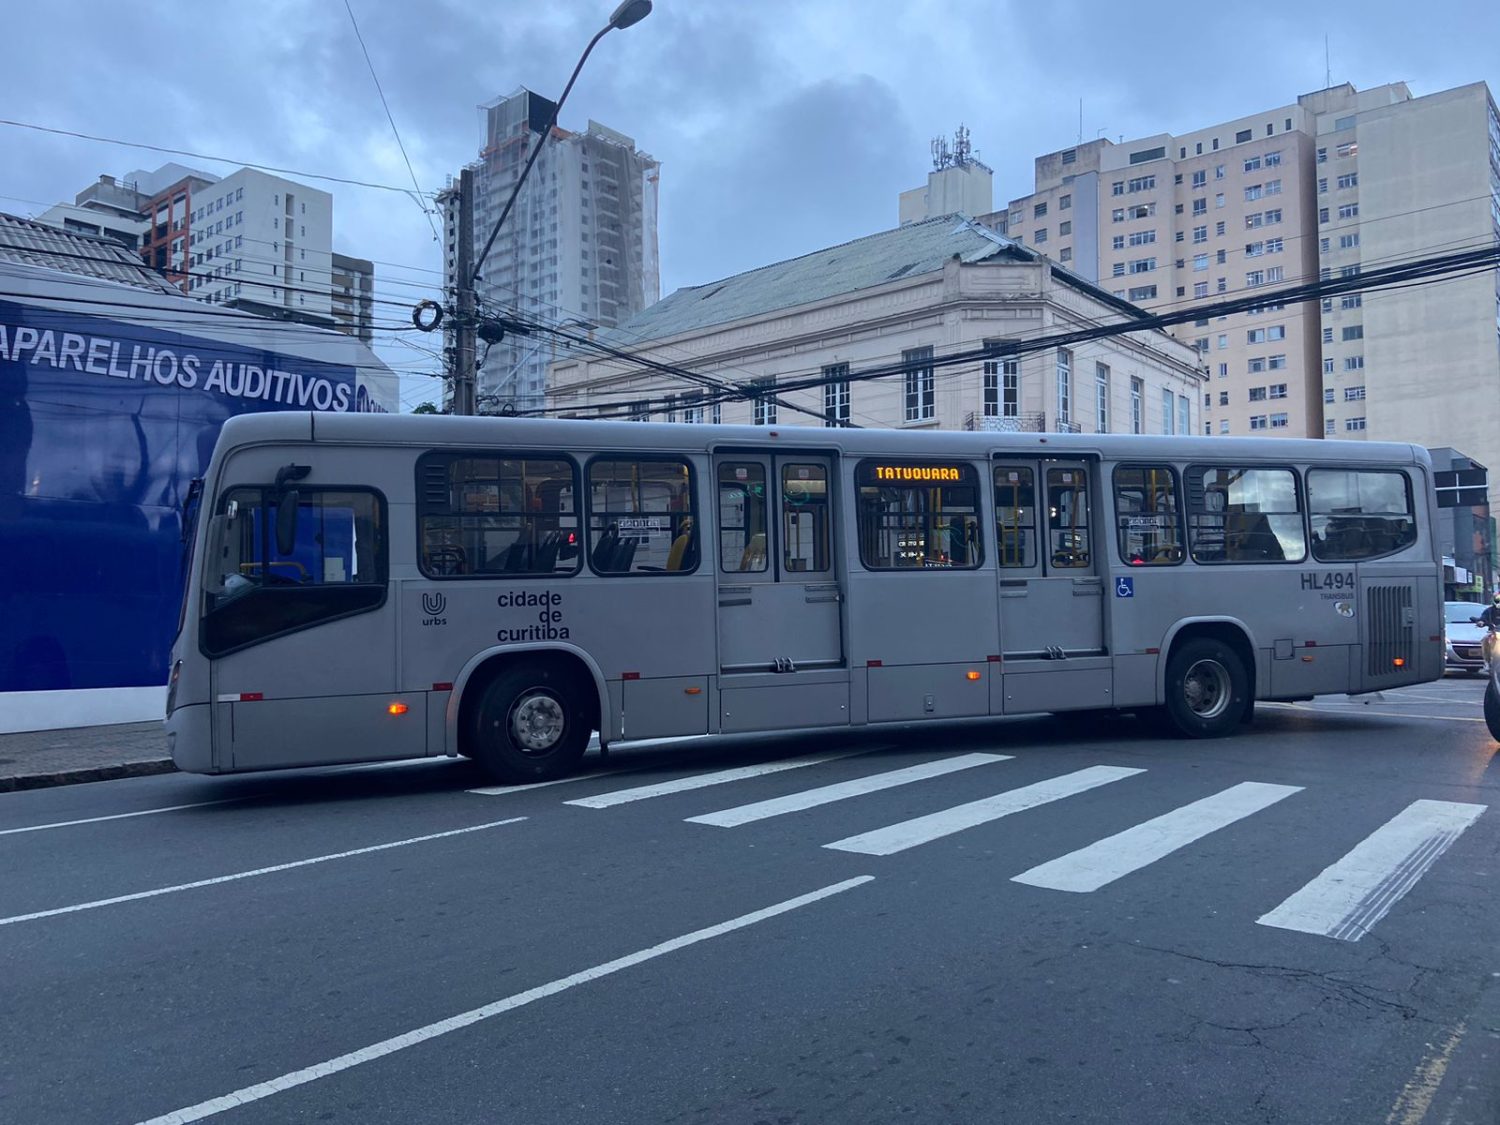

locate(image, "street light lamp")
[[470, 0, 653, 284]]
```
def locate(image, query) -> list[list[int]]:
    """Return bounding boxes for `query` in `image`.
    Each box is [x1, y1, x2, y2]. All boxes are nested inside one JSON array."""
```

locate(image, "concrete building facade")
[[548, 216, 1203, 437], [442, 87, 661, 414], [331, 252, 375, 344], [988, 81, 1500, 473], [33, 175, 150, 250]]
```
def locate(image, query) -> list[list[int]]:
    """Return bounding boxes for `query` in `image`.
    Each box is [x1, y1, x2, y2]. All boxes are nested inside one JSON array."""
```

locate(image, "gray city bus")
[[165, 411, 1443, 783]]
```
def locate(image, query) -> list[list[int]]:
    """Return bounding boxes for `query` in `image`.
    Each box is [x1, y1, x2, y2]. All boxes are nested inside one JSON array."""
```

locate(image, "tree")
[[412, 401, 440, 414]]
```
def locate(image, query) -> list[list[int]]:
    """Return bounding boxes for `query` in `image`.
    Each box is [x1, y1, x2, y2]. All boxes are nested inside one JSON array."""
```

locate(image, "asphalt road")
[[2, 676, 1498, 1125]]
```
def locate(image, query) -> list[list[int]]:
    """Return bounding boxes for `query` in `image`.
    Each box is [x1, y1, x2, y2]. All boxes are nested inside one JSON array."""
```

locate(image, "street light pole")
[[451, 0, 653, 415]]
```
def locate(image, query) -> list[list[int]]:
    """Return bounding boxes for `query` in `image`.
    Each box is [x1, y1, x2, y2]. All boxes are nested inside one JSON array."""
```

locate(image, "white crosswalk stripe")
[[1256, 799, 1487, 941], [562, 751, 867, 809], [1011, 781, 1304, 892], [684, 752, 1012, 828], [823, 765, 1145, 856]]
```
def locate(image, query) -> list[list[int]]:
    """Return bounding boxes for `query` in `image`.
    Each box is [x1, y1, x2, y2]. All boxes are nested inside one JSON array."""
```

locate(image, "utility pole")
[[452, 167, 477, 416]]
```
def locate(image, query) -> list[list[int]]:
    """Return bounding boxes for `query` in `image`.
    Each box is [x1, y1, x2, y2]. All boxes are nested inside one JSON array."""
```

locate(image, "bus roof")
[[214, 410, 1432, 469]]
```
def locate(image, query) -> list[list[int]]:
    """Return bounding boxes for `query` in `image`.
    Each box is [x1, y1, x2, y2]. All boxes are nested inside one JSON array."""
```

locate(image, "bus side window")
[[1113, 465, 1184, 566], [1308, 469, 1417, 562], [589, 457, 696, 575], [719, 462, 767, 573]]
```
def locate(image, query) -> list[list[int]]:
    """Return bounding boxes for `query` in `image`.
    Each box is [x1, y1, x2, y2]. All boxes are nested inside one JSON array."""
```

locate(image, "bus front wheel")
[[1161, 638, 1248, 739], [470, 664, 591, 783]]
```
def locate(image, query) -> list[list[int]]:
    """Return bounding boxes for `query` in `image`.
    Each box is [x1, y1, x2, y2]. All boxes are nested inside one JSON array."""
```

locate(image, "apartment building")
[[180, 167, 335, 324], [988, 81, 1500, 467], [51, 164, 376, 339], [331, 252, 375, 344], [442, 87, 661, 414], [32, 175, 149, 250], [1309, 82, 1500, 476]]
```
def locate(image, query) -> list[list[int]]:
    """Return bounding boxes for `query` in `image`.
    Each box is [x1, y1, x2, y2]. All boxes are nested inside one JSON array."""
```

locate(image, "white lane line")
[[132, 874, 875, 1125], [1257, 799, 1487, 941], [563, 751, 866, 809], [1265, 702, 1486, 724], [824, 765, 1145, 857], [685, 753, 1012, 828], [0, 818, 526, 928], [1012, 781, 1303, 893], [0, 797, 255, 836], [467, 769, 632, 796]]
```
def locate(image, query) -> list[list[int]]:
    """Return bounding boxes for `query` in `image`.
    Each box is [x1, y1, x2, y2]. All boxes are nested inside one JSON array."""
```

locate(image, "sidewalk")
[[0, 722, 175, 792]]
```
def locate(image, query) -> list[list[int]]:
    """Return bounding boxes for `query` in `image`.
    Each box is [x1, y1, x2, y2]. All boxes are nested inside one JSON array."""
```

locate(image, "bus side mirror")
[[276, 491, 300, 557]]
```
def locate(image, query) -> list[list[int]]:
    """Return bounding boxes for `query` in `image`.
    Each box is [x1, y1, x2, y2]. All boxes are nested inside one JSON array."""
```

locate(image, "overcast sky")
[[3, 0, 1497, 408]]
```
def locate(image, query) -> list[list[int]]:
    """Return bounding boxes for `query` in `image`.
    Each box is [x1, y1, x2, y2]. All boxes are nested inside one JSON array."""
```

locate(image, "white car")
[[1444, 601, 1491, 675]]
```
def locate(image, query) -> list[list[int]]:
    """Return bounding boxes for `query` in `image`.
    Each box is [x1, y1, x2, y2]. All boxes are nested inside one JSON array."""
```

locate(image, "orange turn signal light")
[[1392, 658, 1406, 668], [966, 670, 982, 681], [387, 702, 410, 715]]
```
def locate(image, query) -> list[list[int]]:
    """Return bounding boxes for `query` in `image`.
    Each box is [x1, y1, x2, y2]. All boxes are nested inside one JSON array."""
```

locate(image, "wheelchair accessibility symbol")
[[1115, 577, 1134, 598]]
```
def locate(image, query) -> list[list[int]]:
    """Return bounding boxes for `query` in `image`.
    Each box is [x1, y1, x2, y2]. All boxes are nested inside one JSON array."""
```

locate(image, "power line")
[[520, 240, 1500, 421], [0, 117, 433, 199], [342, 0, 440, 242]]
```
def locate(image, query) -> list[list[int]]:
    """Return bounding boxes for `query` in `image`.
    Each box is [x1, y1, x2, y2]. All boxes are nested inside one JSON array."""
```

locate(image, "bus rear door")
[[713, 452, 847, 732], [992, 459, 1112, 713]]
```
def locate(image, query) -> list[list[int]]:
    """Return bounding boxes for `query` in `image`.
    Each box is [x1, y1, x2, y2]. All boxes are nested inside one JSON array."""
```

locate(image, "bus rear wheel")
[[1161, 638, 1248, 739], [470, 664, 591, 784]]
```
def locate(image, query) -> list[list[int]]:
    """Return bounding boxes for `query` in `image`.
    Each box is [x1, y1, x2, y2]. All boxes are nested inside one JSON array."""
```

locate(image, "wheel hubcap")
[[510, 691, 565, 753], [1182, 659, 1231, 720]]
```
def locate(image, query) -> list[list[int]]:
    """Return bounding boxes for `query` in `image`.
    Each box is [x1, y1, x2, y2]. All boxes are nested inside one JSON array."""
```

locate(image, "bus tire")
[[1162, 637, 1248, 739], [470, 664, 590, 783], [1485, 677, 1500, 743]]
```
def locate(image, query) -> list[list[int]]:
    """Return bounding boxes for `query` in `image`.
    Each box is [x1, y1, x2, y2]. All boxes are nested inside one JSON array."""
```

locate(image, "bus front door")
[[714, 453, 847, 733], [992, 459, 1111, 714]]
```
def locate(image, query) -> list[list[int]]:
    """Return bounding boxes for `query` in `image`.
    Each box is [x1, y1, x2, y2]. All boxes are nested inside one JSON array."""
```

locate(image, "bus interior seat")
[[739, 532, 767, 571], [534, 531, 562, 572], [666, 525, 695, 571], [591, 525, 619, 571], [611, 539, 638, 572]]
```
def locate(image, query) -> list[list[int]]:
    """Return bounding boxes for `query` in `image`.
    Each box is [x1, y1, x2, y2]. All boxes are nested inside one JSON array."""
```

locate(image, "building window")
[[752, 378, 777, 425], [1056, 348, 1073, 424], [1345, 355, 1365, 371], [1250, 414, 1269, 430], [1344, 385, 1366, 400], [1059, 221, 1072, 236], [1345, 417, 1366, 431], [903, 347, 934, 422], [1130, 377, 1144, 434], [1192, 198, 1207, 215], [1342, 325, 1364, 341], [1128, 285, 1157, 302], [1128, 229, 1155, 246], [1034, 228, 1048, 244], [1160, 388, 1175, 434], [1338, 203, 1360, 219], [1269, 383, 1288, 399], [1060, 193, 1072, 209], [823, 365, 850, 427], [1095, 362, 1110, 432], [1249, 386, 1268, 401], [1034, 202, 1048, 218], [1129, 257, 1156, 273]]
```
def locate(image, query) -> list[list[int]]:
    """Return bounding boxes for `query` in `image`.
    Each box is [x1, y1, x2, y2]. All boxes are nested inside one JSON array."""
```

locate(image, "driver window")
[[208, 487, 384, 603]]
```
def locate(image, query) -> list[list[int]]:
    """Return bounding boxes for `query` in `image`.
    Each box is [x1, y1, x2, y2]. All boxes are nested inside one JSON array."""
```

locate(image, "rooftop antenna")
[[1325, 35, 1331, 88], [931, 133, 952, 171], [953, 123, 972, 167], [1078, 99, 1083, 146]]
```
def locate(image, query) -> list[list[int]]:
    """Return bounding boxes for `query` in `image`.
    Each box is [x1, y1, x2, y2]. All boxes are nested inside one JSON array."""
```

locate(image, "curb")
[[0, 760, 178, 793]]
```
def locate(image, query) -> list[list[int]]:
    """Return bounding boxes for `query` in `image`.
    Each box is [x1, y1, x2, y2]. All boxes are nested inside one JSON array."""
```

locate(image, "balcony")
[[964, 412, 1082, 434]]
